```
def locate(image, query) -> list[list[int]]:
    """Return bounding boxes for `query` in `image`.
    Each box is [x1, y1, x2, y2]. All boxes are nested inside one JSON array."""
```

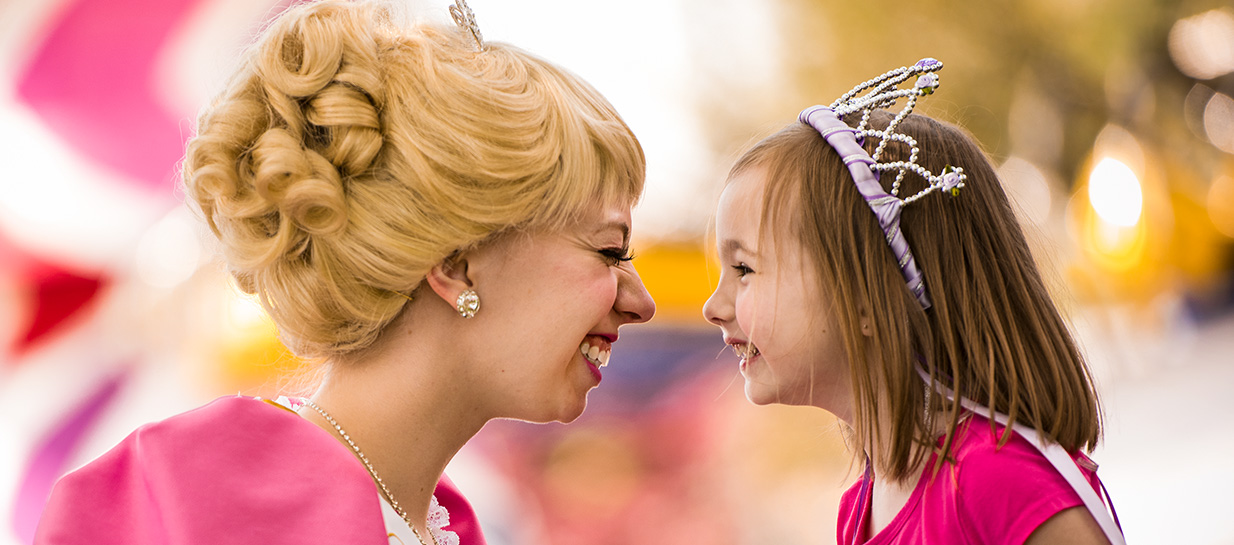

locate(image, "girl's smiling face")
[[703, 167, 855, 422]]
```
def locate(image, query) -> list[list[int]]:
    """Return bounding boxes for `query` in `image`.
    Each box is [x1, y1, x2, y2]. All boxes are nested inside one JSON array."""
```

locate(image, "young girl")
[[703, 59, 1124, 545]]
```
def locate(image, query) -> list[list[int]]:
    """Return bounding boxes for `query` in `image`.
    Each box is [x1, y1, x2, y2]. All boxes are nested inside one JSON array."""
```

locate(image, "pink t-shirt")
[[837, 414, 1106, 545]]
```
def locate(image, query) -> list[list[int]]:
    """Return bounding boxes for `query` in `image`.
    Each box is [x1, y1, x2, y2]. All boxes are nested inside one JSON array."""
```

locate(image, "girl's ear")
[[424, 254, 474, 307], [858, 306, 874, 337]]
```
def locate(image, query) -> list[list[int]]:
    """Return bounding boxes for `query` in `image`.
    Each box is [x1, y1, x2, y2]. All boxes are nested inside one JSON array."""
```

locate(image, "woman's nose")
[[615, 264, 655, 324]]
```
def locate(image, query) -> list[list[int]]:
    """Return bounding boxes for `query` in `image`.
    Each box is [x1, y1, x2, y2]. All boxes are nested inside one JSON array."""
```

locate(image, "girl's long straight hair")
[[730, 111, 1101, 481]]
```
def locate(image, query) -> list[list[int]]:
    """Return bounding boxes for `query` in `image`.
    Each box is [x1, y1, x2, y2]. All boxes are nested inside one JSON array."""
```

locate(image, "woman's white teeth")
[[580, 341, 611, 367]]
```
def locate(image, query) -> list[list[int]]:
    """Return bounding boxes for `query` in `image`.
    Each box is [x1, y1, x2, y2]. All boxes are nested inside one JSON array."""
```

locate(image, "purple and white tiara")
[[798, 58, 966, 310]]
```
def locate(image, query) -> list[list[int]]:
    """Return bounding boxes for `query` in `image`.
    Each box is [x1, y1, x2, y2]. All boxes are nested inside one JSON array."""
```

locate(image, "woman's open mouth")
[[580, 336, 611, 382]]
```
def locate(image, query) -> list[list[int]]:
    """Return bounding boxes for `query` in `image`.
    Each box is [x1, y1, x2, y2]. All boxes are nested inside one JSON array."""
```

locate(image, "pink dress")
[[34, 395, 487, 545], [837, 414, 1111, 545]]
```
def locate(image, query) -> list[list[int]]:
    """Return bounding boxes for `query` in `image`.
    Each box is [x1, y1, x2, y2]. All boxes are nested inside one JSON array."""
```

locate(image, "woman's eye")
[[732, 263, 753, 277], [600, 247, 634, 265]]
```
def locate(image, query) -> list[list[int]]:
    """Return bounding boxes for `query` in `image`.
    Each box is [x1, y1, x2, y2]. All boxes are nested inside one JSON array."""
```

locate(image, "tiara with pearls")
[[798, 58, 966, 309], [449, 0, 485, 51]]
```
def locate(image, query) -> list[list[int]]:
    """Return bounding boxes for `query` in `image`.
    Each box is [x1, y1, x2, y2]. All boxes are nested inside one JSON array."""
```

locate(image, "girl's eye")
[[600, 247, 634, 265], [732, 263, 753, 277]]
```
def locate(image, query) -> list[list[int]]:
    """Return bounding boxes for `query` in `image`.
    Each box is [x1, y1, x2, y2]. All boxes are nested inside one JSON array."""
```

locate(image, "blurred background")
[[1, 0, 1232, 543]]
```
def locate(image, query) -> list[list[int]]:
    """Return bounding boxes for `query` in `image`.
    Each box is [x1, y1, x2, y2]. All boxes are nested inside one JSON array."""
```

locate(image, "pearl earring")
[[456, 289, 480, 318]]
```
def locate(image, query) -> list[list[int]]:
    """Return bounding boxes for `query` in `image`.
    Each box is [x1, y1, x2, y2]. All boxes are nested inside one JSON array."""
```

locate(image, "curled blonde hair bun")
[[183, 0, 645, 359]]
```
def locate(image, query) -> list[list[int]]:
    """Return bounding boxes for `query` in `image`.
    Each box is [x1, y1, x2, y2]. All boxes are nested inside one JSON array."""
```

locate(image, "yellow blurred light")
[[1065, 145, 1177, 303], [1092, 125, 1145, 174], [1068, 188, 1150, 276], [218, 289, 304, 392], [1168, 8, 1234, 80], [632, 243, 716, 323], [1203, 92, 1234, 154], [1208, 175, 1234, 239], [1088, 158, 1143, 227], [226, 291, 271, 330]]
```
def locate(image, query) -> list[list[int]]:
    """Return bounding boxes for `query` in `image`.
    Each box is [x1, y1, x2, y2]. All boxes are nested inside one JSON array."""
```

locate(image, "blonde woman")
[[35, 1, 654, 544]]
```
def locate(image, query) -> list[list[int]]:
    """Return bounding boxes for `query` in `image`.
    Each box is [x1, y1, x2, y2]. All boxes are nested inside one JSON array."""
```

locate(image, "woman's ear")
[[424, 254, 473, 307]]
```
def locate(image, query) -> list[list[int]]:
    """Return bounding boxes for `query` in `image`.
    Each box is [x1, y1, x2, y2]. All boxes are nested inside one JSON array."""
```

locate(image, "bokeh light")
[[1203, 92, 1234, 154], [1088, 157, 1143, 227], [1184, 84, 1215, 139], [1168, 8, 1234, 80]]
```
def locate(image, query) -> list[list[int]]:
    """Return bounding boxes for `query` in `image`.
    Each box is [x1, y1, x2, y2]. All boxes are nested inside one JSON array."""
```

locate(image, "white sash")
[[918, 369, 1126, 544]]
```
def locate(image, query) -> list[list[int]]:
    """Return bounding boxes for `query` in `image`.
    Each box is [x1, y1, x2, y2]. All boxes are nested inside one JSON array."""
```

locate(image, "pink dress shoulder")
[[34, 395, 487, 545], [837, 414, 1105, 545]]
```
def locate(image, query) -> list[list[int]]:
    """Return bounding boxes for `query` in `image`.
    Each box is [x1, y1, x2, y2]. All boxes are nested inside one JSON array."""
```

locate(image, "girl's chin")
[[742, 379, 813, 407], [742, 382, 780, 406]]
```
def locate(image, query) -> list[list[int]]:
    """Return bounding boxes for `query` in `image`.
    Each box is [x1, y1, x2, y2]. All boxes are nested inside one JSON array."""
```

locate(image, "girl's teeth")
[[734, 344, 759, 361]]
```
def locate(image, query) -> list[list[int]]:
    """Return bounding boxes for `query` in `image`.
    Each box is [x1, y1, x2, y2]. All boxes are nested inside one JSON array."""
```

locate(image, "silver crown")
[[449, 0, 485, 51]]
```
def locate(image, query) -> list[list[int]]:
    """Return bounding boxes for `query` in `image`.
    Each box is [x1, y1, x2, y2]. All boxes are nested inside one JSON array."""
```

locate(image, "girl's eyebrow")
[[720, 239, 758, 259]]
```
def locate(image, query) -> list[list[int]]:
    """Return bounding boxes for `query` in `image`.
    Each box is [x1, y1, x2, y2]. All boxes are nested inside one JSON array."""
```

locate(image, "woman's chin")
[[555, 408, 586, 424], [540, 406, 586, 424], [512, 396, 589, 424]]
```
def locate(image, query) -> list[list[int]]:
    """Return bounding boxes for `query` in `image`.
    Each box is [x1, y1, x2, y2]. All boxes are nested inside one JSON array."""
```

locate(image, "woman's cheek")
[[585, 272, 620, 317]]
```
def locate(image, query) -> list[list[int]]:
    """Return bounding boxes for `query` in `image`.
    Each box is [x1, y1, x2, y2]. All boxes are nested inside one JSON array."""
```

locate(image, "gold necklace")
[[302, 400, 438, 545]]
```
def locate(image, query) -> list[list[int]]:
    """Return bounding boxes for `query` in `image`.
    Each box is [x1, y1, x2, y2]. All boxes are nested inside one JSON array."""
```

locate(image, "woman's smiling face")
[[462, 203, 656, 424], [702, 167, 854, 421]]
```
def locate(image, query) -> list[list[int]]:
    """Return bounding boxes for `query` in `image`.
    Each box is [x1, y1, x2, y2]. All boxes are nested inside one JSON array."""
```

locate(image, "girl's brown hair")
[[731, 111, 1101, 481]]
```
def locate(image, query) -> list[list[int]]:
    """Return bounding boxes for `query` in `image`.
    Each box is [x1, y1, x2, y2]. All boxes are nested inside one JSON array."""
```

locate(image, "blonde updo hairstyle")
[[183, 0, 645, 360]]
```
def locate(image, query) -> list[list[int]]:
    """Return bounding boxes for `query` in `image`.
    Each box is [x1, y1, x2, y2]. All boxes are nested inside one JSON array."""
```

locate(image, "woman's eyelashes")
[[599, 246, 635, 265]]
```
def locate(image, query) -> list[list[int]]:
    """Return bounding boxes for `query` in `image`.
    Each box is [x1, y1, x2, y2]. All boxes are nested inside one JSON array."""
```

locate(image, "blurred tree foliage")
[[688, 0, 1232, 188], [683, 0, 1234, 305]]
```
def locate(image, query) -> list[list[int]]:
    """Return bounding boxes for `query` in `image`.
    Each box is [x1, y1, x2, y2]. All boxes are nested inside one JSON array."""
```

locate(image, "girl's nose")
[[703, 286, 732, 327]]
